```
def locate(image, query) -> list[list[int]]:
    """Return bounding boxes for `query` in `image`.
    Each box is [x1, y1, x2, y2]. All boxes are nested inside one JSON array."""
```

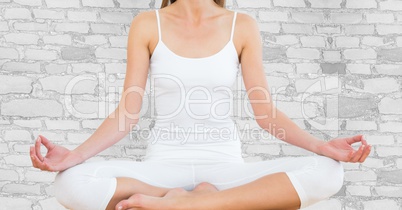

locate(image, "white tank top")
[[145, 9, 243, 163]]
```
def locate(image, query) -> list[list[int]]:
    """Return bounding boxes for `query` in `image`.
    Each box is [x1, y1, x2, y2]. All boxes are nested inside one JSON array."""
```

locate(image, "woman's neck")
[[173, 0, 219, 22]]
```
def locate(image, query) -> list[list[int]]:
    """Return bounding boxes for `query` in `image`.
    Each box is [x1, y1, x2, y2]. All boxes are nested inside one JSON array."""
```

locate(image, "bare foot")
[[115, 183, 218, 210]]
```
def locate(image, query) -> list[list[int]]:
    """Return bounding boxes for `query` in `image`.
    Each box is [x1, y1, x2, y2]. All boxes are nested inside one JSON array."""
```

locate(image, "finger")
[[30, 146, 38, 168], [351, 145, 365, 162], [35, 137, 44, 162], [346, 134, 363, 145], [361, 135, 368, 146], [358, 145, 372, 162], [31, 151, 47, 170], [39, 135, 55, 151], [346, 150, 354, 162]]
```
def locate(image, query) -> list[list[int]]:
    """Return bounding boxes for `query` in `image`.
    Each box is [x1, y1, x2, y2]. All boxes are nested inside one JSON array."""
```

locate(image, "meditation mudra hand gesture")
[[30, 0, 371, 209]]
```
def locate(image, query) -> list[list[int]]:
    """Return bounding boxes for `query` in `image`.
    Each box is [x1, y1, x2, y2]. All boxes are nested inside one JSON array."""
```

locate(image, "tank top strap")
[[230, 11, 237, 41], [155, 9, 162, 41]]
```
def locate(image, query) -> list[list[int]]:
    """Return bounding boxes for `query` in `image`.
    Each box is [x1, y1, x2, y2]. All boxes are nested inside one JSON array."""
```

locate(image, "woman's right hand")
[[30, 135, 83, 172]]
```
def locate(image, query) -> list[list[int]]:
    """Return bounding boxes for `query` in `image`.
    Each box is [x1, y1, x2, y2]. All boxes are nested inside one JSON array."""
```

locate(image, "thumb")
[[38, 135, 55, 150]]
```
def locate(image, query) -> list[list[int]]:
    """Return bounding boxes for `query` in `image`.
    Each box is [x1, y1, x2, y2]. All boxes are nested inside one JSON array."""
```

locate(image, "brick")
[[3, 62, 40, 73], [32, 131, 65, 142], [45, 0, 80, 8], [264, 63, 294, 74], [362, 36, 384, 47], [72, 63, 103, 73], [344, 49, 376, 60], [300, 36, 325, 47], [91, 23, 122, 34], [377, 25, 402, 35], [82, 119, 103, 129], [84, 35, 108, 45], [346, 185, 371, 196], [55, 23, 89, 33], [1, 99, 63, 117], [68, 11, 97, 22], [363, 200, 399, 210], [83, 0, 114, 7], [335, 36, 360, 48], [295, 77, 339, 93], [105, 63, 126, 73], [346, 0, 377, 9], [276, 101, 319, 118], [0, 75, 32, 94], [0, 143, 9, 153], [375, 64, 402, 75], [237, 0, 270, 8], [101, 12, 132, 24], [282, 23, 313, 34], [363, 77, 399, 93], [4, 8, 31, 19], [4, 33, 39, 45], [361, 158, 385, 168], [0, 47, 19, 59], [345, 25, 375, 35], [344, 170, 377, 182], [61, 47, 93, 61], [259, 11, 287, 22], [378, 170, 402, 184], [45, 120, 80, 130], [24, 170, 56, 182], [286, 47, 320, 59], [366, 13, 395, 23], [380, 1, 402, 11], [0, 169, 19, 181], [378, 48, 402, 61], [13, 22, 48, 31], [330, 13, 362, 24], [339, 97, 377, 118], [25, 49, 58, 61], [259, 23, 280, 33], [310, 0, 341, 8], [323, 51, 341, 62], [95, 48, 127, 60], [296, 63, 320, 74], [4, 155, 32, 166], [33, 9, 64, 20], [39, 75, 97, 94], [2, 183, 41, 195], [67, 133, 92, 144], [13, 120, 42, 128], [282, 145, 314, 156], [117, 0, 151, 8], [316, 25, 341, 34], [380, 122, 402, 133], [4, 130, 31, 142], [397, 158, 402, 169], [245, 144, 280, 155], [346, 64, 371, 74], [374, 186, 402, 197], [379, 97, 402, 114], [69, 100, 100, 118], [265, 76, 289, 92], [321, 63, 346, 74], [14, 0, 41, 5], [0, 21, 9, 31], [345, 120, 377, 131], [292, 12, 325, 23], [43, 34, 72, 45], [274, 35, 299, 45], [0, 197, 32, 209], [365, 135, 394, 145], [110, 36, 128, 47], [262, 47, 286, 60], [45, 63, 67, 74], [273, 0, 305, 7]]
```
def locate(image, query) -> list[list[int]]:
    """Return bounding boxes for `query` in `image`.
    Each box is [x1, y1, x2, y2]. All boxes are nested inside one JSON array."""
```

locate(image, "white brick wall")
[[0, 0, 401, 209]]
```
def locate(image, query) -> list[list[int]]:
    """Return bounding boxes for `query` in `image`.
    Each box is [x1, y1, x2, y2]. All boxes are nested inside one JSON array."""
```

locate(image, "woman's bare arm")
[[30, 12, 154, 171], [237, 13, 371, 162]]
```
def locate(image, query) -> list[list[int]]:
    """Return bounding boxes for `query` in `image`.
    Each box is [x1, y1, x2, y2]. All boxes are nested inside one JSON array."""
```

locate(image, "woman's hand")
[[316, 134, 371, 162], [30, 135, 83, 172]]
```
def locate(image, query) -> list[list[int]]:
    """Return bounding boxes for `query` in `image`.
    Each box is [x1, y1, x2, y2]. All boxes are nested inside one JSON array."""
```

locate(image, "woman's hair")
[[161, 0, 225, 8]]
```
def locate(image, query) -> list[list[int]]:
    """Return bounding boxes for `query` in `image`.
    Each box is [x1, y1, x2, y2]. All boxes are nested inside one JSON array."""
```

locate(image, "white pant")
[[54, 155, 344, 210]]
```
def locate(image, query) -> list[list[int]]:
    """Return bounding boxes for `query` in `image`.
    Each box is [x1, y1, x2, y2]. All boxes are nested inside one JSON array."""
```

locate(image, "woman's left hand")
[[316, 134, 371, 162]]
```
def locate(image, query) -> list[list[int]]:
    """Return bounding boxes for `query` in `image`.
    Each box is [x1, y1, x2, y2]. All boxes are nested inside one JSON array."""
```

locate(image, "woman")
[[30, 0, 371, 209]]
